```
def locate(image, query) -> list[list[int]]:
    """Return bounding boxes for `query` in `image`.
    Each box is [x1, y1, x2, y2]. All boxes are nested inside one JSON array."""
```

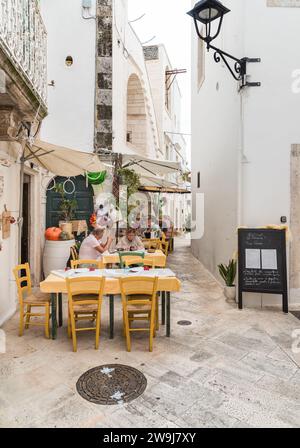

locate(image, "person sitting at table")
[[116, 228, 144, 252], [79, 228, 113, 260]]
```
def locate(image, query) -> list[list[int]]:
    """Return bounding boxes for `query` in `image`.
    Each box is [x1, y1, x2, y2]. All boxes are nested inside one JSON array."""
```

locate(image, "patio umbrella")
[[18, 140, 106, 262], [22, 140, 106, 177], [121, 154, 182, 177], [139, 175, 191, 194]]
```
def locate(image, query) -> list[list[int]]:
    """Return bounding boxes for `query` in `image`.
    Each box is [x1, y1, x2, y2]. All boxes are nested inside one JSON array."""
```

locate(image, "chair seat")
[[73, 303, 99, 313], [24, 290, 51, 305], [127, 303, 152, 313], [128, 294, 152, 301], [73, 294, 98, 302]]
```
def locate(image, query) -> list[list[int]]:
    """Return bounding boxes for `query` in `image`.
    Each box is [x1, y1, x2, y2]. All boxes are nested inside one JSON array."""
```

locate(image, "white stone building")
[[0, 0, 48, 325], [40, 0, 189, 231], [191, 0, 300, 306]]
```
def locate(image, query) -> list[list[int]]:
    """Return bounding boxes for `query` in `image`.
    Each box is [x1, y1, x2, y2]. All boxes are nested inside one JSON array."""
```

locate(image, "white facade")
[[40, 0, 96, 152], [0, 0, 48, 325], [144, 44, 189, 230], [40, 0, 189, 230], [113, 0, 159, 159], [191, 0, 300, 305]]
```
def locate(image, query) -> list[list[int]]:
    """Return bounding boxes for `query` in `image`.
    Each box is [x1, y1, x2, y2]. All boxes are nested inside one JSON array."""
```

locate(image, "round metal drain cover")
[[177, 320, 192, 326], [76, 364, 147, 405]]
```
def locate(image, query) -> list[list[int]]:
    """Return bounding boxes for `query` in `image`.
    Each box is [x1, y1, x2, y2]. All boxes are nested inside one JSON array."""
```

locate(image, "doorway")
[[21, 174, 31, 264], [46, 175, 94, 240]]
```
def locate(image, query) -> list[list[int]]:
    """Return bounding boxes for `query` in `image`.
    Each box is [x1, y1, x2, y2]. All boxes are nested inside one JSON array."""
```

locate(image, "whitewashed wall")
[[0, 144, 20, 325], [40, 0, 96, 152], [113, 0, 159, 158], [191, 0, 300, 305]]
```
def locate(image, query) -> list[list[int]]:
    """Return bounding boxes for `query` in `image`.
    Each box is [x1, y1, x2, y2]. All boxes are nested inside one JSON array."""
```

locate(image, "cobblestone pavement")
[[1, 238, 300, 428]]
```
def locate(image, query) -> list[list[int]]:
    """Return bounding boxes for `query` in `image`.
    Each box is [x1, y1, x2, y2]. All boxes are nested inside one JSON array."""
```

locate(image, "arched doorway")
[[46, 175, 94, 231], [127, 74, 147, 155]]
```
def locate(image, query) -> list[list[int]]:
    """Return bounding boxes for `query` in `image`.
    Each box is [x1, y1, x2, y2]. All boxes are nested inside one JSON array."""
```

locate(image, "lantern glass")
[[187, 0, 230, 25], [198, 7, 219, 21]]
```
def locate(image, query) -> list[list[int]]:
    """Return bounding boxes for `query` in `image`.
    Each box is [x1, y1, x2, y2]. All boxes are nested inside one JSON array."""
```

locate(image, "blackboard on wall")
[[238, 229, 288, 313]]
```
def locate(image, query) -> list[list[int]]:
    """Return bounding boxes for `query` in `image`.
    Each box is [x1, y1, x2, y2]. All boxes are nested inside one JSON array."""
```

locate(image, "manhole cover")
[[291, 311, 300, 321], [76, 364, 147, 405], [177, 320, 192, 326]]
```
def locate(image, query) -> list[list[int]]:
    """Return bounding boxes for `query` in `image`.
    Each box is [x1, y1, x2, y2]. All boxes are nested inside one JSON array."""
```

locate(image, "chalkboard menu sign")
[[238, 229, 288, 313]]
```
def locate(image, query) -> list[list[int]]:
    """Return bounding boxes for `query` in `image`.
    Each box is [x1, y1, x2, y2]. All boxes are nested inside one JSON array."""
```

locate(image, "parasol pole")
[[18, 144, 26, 264]]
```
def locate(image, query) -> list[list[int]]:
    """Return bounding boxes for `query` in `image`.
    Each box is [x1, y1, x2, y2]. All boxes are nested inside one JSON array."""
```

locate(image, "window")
[[126, 131, 132, 143]]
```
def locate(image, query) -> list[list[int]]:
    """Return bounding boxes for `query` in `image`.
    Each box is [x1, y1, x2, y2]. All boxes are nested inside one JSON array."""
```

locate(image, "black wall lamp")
[[187, 0, 261, 89]]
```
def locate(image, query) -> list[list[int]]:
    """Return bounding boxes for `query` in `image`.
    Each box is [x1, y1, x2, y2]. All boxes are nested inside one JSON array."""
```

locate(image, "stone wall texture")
[[95, 0, 113, 152]]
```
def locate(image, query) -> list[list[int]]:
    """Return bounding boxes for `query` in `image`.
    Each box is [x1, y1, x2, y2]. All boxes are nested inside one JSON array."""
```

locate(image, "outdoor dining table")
[[102, 250, 167, 267], [40, 269, 181, 341]]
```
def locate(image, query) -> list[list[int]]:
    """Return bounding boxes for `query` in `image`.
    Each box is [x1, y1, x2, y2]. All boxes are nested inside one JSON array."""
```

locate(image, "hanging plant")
[[118, 168, 141, 197], [86, 171, 107, 186], [181, 171, 191, 183]]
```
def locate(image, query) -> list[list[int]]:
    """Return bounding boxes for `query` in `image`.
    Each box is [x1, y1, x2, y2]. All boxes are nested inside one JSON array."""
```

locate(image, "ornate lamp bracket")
[[209, 44, 261, 89]]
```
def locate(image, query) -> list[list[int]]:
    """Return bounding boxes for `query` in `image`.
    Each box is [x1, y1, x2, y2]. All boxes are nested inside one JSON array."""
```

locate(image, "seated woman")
[[79, 228, 113, 260], [116, 228, 144, 252]]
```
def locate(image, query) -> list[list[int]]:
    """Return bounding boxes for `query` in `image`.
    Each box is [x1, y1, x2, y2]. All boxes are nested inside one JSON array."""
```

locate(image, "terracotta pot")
[[224, 286, 236, 302]]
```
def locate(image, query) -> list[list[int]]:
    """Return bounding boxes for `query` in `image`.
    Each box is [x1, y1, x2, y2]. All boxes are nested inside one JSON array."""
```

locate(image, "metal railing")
[[0, 0, 47, 105]]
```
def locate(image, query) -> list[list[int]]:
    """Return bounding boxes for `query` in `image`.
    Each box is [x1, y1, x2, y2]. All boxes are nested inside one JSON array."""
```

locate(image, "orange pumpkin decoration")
[[45, 227, 62, 241]]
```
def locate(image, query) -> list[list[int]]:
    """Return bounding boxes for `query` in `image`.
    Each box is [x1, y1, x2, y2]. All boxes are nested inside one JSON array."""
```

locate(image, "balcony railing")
[[0, 0, 47, 106]]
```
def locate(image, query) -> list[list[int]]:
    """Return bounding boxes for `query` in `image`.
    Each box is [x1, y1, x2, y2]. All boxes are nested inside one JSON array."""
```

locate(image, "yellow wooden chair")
[[70, 245, 79, 262], [71, 259, 104, 270], [123, 256, 156, 269], [161, 240, 169, 257], [119, 276, 158, 352], [124, 258, 165, 332], [66, 276, 105, 352], [13, 263, 51, 338], [143, 239, 161, 250]]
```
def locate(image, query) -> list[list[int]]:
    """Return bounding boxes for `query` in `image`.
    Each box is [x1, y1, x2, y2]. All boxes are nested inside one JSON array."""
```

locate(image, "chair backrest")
[[70, 245, 79, 262], [161, 241, 169, 257], [119, 251, 145, 268], [142, 259, 156, 269], [143, 239, 161, 250], [119, 276, 158, 304], [71, 259, 104, 270], [13, 263, 32, 303], [66, 276, 106, 305], [124, 256, 145, 268]]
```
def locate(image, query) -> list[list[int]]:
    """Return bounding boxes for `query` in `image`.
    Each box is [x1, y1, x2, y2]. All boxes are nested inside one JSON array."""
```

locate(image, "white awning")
[[139, 175, 191, 194], [122, 154, 182, 176], [24, 140, 106, 177]]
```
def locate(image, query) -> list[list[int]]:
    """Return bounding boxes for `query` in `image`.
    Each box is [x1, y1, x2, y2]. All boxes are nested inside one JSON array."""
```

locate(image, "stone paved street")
[[1, 238, 300, 428]]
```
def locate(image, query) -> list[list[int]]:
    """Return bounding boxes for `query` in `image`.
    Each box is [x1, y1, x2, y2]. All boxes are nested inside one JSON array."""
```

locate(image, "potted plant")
[[218, 260, 237, 302], [55, 183, 78, 238]]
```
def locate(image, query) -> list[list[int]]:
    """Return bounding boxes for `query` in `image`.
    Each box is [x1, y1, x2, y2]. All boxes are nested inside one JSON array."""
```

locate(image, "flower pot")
[[43, 239, 75, 278], [224, 286, 236, 302], [59, 221, 73, 239]]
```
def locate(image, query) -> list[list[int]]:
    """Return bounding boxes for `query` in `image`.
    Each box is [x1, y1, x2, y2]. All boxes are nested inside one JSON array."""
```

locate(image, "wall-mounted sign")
[[238, 229, 288, 313], [2, 209, 11, 239]]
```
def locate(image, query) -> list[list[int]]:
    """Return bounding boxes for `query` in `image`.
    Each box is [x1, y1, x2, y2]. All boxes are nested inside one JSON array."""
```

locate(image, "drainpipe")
[[237, 85, 246, 228]]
